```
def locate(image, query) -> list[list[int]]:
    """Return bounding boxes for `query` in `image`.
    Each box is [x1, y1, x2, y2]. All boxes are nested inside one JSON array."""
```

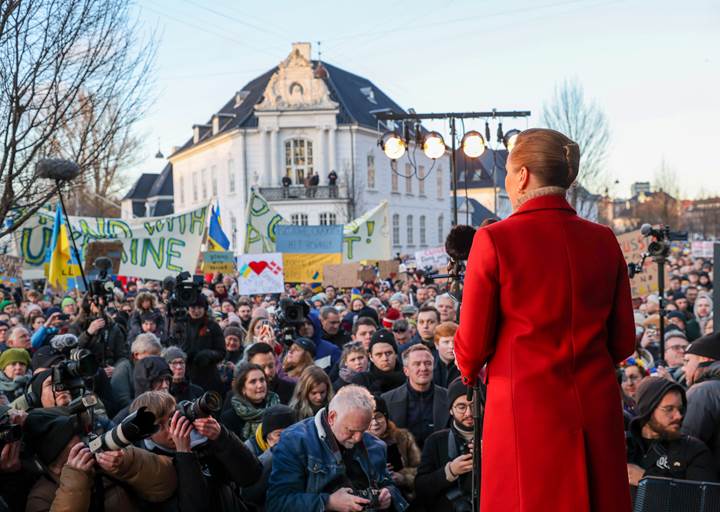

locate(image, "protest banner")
[[343, 201, 390, 262], [617, 229, 662, 297], [237, 253, 284, 294], [284, 253, 341, 282], [377, 259, 400, 279], [244, 190, 286, 253], [322, 263, 361, 288], [19, 205, 208, 281], [201, 251, 235, 274], [691, 241, 715, 259], [0, 255, 22, 287], [277, 225, 343, 283], [415, 246, 449, 270]]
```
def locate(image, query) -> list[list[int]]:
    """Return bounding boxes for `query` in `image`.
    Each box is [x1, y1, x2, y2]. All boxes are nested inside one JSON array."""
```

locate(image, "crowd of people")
[[0, 247, 717, 511]]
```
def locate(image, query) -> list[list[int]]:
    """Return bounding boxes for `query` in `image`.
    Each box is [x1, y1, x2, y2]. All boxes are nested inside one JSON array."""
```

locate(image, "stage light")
[[379, 132, 406, 160], [461, 130, 486, 158], [503, 129, 521, 152], [422, 131, 445, 159]]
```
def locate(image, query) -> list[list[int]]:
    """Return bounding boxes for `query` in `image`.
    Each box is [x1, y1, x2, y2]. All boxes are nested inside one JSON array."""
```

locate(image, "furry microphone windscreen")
[[35, 159, 81, 181]]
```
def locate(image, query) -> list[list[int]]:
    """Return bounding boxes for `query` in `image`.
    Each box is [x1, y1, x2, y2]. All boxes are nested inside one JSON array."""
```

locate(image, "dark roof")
[[148, 163, 173, 198], [456, 197, 496, 226], [131, 200, 146, 218], [150, 199, 174, 217], [172, 60, 408, 157], [123, 173, 160, 200], [455, 148, 508, 189]]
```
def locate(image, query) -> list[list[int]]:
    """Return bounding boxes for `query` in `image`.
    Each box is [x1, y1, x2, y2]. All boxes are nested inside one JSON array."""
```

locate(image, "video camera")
[[89, 257, 116, 306], [276, 298, 309, 346], [176, 391, 221, 421], [49, 334, 98, 395], [163, 271, 203, 321]]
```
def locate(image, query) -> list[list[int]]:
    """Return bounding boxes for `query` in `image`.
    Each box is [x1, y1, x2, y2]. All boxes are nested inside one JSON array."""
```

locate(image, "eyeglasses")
[[666, 345, 687, 353], [658, 405, 684, 415], [452, 403, 474, 414], [392, 328, 407, 334], [169, 360, 186, 367]]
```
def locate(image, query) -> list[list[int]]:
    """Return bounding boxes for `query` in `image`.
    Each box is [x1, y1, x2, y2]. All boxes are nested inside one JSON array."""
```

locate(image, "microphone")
[[445, 225, 476, 262], [640, 223, 653, 237], [35, 159, 81, 181]]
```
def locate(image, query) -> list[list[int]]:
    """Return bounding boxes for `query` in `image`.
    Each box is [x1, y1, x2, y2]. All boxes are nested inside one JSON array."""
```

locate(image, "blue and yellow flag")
[[45, 205, 80, 289], [208, 203, 230, 251]]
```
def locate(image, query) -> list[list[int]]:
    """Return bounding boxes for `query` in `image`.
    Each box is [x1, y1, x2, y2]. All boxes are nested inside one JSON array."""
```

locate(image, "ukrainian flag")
[[46, 205, 80, 289], [208, 203, 230, 251]]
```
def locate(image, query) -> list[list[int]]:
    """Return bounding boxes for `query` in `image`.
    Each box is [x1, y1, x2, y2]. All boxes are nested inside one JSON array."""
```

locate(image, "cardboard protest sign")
[[322, 263, 361, 288], [0, 255, 22, 287], [617, 229, 663, 298], [415, 246, 449, 270], [284, 253, 341, 283], [377, 260, 400, 279], [201, 251, 235, 274], [83, 241, 123, 275], [691, 241, 715, 259], [18, 205, 208, 281], [237, 253, 284, 295]]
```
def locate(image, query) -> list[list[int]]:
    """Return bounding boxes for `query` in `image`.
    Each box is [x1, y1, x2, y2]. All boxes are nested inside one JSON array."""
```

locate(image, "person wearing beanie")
[[626, 377, 718, 488], [416, 377, 482, 512], [0, 348, 30, 402], [0, 299, 15, 315], [12, 369, 71, 410], [163, 346, 204, 404], [223, 325, 245, 365], [351, 329, 405, 394], [280, 337, 316, 381], [382, 307, 401, 329], [24, 407, 178, 512], [367, 396, 422, 502], [682, 331, 720, 465], [60, 296, 76, 316]]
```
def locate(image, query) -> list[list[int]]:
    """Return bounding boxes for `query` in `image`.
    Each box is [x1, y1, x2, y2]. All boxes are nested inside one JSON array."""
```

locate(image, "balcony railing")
[[258, 185, 347, 201]]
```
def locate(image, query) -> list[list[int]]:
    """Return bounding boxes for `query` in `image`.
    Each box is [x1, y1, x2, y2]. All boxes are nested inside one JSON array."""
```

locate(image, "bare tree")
[[0, 0, 155, 234], [542, 79, 611, 194], [652, 158, 680, 198]]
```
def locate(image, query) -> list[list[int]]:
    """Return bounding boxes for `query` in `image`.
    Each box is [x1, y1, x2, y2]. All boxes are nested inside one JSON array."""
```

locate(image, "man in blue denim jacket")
[[267, 384, 408, 512]]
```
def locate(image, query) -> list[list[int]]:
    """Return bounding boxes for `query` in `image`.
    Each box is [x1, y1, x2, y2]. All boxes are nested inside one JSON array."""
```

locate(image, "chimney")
[[193, 125, 201, 144], [292, 42, 311, 61], [212, 115, 220, 135]]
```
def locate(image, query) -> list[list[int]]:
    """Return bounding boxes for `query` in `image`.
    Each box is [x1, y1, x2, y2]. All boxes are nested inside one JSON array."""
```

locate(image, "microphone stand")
[[466, 379, 485, 512], [55, 179, 89, 291]]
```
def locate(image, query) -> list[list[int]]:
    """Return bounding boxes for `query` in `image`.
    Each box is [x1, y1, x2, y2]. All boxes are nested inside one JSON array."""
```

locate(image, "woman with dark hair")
[[455, 128, 636, 512], [288, 365, 333, 420], [128, 291, 165, 340], [220, 362, 280, 441]]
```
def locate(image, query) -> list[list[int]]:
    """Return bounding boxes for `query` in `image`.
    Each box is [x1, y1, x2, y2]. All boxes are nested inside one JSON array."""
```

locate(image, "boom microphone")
[[445, 225, 477, 261], [35, 159, 81, 181]]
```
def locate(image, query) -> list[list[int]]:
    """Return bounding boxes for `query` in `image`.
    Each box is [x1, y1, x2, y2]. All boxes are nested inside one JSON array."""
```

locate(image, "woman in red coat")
[[454, 128, 635, 512]]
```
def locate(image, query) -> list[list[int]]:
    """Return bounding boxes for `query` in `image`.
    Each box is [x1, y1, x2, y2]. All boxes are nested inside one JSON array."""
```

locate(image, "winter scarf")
[[231, 391, 280, 441]]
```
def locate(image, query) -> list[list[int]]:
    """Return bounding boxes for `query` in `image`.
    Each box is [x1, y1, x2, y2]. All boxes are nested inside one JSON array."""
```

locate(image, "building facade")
[[164, 42, 450, 254]]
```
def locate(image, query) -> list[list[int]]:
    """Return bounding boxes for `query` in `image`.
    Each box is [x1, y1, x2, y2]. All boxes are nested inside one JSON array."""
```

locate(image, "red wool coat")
[[455, 194, 635, 512]]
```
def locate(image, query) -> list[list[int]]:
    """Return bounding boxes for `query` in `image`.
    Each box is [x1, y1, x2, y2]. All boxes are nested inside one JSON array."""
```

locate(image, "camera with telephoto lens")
[[0, 415, 22, 449], [65, 393, 98, 415], [51, 348, 98, 394], [86, 406, 157, 453], [176, 391, 221, 421], [350, 488, 381, 511]]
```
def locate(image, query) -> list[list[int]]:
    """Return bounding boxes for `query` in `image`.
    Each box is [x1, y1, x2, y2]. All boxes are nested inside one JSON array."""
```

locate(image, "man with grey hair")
[[5, 326, 30, 349], [320, 305, 352, 348], [267, 384, 408, 512], [435, 294, 457, 323], [110, 333, 162, 409]]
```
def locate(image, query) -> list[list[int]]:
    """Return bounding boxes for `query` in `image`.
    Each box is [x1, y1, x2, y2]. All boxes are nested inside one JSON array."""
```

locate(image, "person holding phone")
[[30, 311, 68, 350]]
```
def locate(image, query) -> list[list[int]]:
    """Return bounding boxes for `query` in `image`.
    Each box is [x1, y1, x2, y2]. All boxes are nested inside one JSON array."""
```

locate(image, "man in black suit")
[[381, 343, 449, 449]]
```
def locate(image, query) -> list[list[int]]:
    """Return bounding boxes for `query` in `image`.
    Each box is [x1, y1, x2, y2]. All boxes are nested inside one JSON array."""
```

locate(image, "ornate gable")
[[256, 43, 338, 111]]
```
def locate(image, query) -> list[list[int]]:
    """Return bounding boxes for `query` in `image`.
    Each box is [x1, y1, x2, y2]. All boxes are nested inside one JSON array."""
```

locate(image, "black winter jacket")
[[682, 361, 720, 464]]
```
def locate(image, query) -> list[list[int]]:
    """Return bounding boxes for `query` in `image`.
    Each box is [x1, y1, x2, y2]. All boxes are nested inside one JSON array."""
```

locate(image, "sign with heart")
[[237, 253, 284, 295]]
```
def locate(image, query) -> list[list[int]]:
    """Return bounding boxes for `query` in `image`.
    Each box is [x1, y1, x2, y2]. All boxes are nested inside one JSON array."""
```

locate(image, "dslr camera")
[[276, 298, 309, 346], [164, 271, 203, 321], [89, 257, 116, 307], [87, 406, 157, 453], [350, 488, 381, 511], [176, 391, 221, 421], [50, 334, 99, 395]]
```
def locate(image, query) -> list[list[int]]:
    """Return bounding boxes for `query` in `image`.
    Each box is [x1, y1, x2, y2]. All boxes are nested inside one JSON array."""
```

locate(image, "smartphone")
[[58, 314, 70, 321]]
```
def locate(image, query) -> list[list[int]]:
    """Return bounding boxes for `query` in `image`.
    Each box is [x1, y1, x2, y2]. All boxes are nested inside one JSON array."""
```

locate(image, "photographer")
[[0, 406, 34, 511], [267, 384, 408, 512], [415, 378, 481, 512], [23, 408, 177, 512], [132, 390, 262, 512], [174, 294, 225, 394], [71, 294, 129, 369]]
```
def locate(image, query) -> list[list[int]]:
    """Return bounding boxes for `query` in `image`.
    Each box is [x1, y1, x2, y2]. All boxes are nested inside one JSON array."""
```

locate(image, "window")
[[285, 139, 313, 184], [406, 215, 414, 246], [192, 172, 199, 202], [420, 215, 426, 246], [211, 165, 218, 197], [179, 175, 185, 205], [228, 159, 236, 193], [438, 214, 444, 244], [405, 163, 412, 195], [230, 212, 237, 248], [200, 169, 207, 199], [320, 212, 337, 225], [367, 153, 376, 189], [391, 163, 399, 193], [392, 214, 400, 246], [291, 213, 309, 226], [437, 166, 444, 199], [418, 165, 425, 196]]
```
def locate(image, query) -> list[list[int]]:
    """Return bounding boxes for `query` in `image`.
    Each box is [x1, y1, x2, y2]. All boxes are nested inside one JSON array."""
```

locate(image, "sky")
[[129, 0, 720, 199]]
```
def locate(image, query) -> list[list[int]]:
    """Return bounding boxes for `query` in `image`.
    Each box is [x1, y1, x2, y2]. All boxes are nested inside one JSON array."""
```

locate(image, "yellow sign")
[[283, 253, 341, 283]]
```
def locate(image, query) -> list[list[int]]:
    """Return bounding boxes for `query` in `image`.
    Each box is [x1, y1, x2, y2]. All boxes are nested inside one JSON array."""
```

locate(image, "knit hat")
[[663, 327, 687, 342], [400, 304, 418, 316], [672, 290, 686, 300], [447, 377, 469, 408], [382, 308, 401, 329], [31, 346, 65, 371], [223, 326, 244, 340], [311, 293, 328, 305], [29, 369, 52, 402], [632, 376, 686, 425], [192, 293, 208, 309], [261, 404, 296, 440], [373, 395, 389, 418], [686, 332, 720, 361], [666, 311, 687, 323], [0, 348, 30, 370], [0, 300, 12, 312], [292, 337, 316, 356], [60, 297, 75, 309], [162, 346, 187, 364], [368, 329, 398, 354], [389, 292, 406, 305], [140, 311, 157, 323], [23, 408, 78, 465]]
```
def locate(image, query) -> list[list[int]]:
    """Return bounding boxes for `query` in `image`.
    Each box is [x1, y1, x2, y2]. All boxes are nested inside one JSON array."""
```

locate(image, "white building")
[[162, 42, 450, 255]]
